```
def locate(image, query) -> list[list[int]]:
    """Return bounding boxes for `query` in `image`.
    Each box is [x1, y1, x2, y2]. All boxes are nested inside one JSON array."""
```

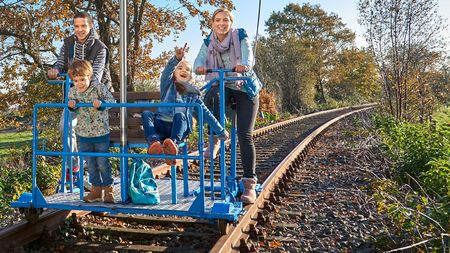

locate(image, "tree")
[[428, 58, 450, 106], [265, 3, 355, 104], [358, 0, 446, 121], [0, 0, 233, 128], [327, 48, 380, 102], [255, 36, 316, 114]]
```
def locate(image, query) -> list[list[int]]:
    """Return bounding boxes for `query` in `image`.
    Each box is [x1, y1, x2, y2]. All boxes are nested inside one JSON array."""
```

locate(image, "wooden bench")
[[109, 91, 160, 147]]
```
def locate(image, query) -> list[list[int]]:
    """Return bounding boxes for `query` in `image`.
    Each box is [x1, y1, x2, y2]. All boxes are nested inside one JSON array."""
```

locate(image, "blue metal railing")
[[31, 102, 204, 210], [201, 69, 252, 200], [47, 74, 76, 192], [36, 69, 253, 215]]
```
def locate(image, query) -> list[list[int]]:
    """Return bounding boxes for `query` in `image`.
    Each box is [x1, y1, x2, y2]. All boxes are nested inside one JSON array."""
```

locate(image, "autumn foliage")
[[258, 89, 277, 115], [0, 0, 234, 128]]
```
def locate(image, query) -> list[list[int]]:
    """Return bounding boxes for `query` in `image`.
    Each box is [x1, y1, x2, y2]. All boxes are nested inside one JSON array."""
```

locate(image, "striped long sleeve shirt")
[[54, 29, 106, 84]]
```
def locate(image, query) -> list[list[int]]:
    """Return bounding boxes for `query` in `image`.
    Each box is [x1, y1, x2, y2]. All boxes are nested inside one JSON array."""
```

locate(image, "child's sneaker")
[[162, 138, 178, 166], [147, 141, 163, 158], [164, 158, 177, 166]]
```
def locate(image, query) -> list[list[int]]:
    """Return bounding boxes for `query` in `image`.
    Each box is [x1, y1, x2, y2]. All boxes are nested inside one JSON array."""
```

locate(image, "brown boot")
[[83, 186, 102, 203], [241, 178, 257, 204], [103, 185, 115, 203]]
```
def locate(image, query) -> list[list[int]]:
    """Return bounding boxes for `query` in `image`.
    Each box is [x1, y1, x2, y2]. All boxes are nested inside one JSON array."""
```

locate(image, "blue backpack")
[[128, 159, 160, 204]]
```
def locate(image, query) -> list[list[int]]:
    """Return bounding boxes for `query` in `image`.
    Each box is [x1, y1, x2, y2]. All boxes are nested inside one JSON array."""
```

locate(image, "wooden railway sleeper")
[[41, 225, 54, 240], [239, 238, 257, 253], [256, 211, 269, 223], [278, 180, 287, 192], [257, 227, 266, 241], [262, 201, 275, 212], [217, 219, 231, 235], [282, 181, 290, 193], [287, 166, 296, 177], [7, 243, 23, 253], [285, 167, 293, 178], [264, 197, 278, 209], [274, 185, 283, 195], [248, 224, 259, 240]]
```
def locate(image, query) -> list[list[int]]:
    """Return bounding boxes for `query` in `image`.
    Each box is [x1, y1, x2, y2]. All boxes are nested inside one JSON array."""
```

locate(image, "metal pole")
[[253, 0, 263, 65], [119, 0, 128, 203]]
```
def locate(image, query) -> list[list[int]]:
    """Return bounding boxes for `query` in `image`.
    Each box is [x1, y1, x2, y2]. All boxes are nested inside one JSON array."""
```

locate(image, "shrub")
[[373, 113, 449, 189], [372, 111, 450, 238]]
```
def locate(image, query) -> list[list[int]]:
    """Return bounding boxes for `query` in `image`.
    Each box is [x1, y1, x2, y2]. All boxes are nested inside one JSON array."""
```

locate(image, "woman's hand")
[[195, 66, 207, 75], [234, 64, 249, 73]]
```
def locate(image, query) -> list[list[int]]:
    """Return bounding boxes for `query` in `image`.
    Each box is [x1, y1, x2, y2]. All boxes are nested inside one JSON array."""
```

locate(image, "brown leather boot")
[[103, 185, 115, 203], [241, 178, 257, 204], [83, 186, 102, 203]]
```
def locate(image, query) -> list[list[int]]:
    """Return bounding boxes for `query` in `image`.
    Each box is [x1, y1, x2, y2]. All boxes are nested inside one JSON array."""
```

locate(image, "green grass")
[[0, 131, 33, 156]]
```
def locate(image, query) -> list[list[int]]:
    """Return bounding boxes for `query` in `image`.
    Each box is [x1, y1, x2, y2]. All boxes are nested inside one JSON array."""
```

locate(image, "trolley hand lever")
[[205, 68, 236, 73]]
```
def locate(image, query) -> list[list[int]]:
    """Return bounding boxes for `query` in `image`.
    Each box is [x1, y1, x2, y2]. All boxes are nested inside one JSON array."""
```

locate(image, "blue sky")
[[153, 0, 450, 64]]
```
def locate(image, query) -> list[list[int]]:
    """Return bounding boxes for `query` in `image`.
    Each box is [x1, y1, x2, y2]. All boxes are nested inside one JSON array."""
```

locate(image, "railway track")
[[0, 104, 375, 252]]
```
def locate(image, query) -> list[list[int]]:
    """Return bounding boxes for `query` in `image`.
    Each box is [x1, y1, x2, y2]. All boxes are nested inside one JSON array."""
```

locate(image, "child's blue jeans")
[[79, 141, 113, 187], [141, 111, 188, 144]]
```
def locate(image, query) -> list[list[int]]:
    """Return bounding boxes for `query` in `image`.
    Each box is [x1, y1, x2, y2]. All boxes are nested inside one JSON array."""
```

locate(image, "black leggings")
[[204, 86, 259, 179]]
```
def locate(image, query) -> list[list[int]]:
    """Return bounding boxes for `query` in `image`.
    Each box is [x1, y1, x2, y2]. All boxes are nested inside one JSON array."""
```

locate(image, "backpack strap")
[[203, 33, 212, 47], [237, 28, 248, 41]]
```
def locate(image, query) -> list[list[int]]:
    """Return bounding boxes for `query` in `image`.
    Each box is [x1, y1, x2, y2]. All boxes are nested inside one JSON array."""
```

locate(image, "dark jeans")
[[141, 111, 188, 144], [79, 141, 112, 187], [204, 86, 259, 179]]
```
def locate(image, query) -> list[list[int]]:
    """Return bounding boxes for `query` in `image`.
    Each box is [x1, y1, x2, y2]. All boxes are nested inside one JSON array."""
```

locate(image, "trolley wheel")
[[217, 219, 231, 235], [19, 207, 43, 224]]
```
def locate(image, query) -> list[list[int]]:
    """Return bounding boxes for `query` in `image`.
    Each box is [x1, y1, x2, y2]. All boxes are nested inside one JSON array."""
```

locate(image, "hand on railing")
[[47, 73, 69, 86], [48, 69, 68, 80], [205, 68, 236, 74], [68, 100, 76, 109], [47, 68, 60, 79]]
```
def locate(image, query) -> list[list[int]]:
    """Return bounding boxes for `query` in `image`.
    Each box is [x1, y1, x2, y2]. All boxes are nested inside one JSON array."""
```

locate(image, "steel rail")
[[0, 210, 90, 252], [210, 106, 375, 252]]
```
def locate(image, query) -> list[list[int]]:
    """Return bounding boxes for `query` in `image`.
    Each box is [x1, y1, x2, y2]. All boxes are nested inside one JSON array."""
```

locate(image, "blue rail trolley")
[[11, 69, 254, 224]]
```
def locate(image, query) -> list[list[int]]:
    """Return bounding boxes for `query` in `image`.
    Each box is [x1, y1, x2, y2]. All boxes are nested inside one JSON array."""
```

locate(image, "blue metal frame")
[[11, 69, 252, 221], [200, 69, 252, 201], [48, 74, 77, 192]]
